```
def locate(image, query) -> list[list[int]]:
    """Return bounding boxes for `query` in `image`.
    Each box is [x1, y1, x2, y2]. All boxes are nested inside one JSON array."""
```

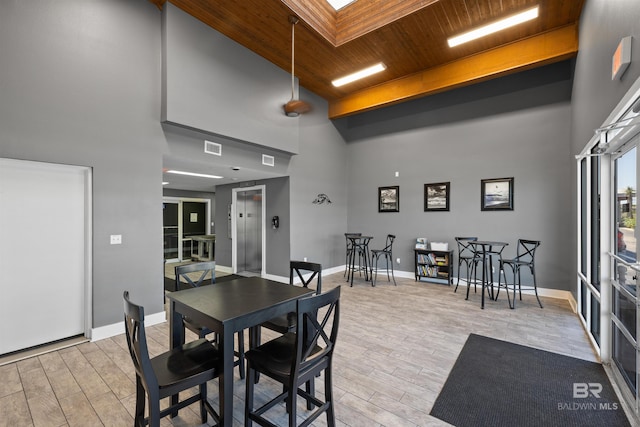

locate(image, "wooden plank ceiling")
[[153, 0, 584, 119]]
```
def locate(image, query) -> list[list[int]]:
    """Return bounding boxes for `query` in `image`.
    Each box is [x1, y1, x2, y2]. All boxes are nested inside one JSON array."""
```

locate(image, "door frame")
[[231, 185, 266, 276], [577, 75, 640, 420], [162, 196, 211, 263], [0, 158, 92, 352]]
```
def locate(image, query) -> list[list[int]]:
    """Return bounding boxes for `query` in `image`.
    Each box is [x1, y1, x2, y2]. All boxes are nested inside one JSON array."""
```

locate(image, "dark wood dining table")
[[165, 276, 315, 427]]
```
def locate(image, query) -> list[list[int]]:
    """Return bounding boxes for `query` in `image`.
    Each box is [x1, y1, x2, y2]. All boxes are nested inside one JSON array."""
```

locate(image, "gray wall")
[[335, 62, 575, 291], [571, 0, 640, 154], [0, 0, 165, 325], [211, 90, 348, 276], [162, 3, 300, 154], [214, 177, 291, 277], [290, 92, 349, 268]]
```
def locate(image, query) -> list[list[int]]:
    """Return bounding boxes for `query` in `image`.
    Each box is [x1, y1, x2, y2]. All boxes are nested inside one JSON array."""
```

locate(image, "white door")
[[0, 158, 89, 355]]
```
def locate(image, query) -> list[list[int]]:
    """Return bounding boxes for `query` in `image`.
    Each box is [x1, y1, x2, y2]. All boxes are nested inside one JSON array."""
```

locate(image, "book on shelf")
[[417, 253, 438, 264], [418, 265, 439, 277]]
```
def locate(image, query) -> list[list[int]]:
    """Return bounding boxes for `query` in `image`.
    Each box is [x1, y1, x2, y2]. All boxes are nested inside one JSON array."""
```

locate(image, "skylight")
[[326, 0, 356, 11]]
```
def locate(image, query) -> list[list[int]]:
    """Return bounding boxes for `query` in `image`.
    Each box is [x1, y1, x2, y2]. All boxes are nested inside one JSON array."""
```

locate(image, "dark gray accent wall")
[[0, 0, 165, 325], [162, 3, 300, 154], [335, 63, 574, 291]]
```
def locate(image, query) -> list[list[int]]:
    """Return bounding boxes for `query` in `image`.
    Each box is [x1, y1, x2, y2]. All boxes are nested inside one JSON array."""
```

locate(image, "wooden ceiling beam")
[[328, 23, 579, 119]]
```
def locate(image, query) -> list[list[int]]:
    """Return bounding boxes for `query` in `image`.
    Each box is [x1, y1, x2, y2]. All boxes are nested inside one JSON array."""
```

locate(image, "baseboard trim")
[[453, 275, 576, 305], [91, 310, 166, 342]]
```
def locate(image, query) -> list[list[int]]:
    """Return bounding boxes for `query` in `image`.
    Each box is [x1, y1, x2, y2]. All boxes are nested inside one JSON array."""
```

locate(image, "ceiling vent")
[[262, 154, 275, 167], [204, 140, 222, 156]]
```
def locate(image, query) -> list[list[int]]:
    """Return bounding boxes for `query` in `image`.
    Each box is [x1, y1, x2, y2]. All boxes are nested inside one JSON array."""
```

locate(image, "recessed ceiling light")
[[162, 181, 169, 185], [332, 63, 386, 87], [447, 6, 539, 48], [166, 170, 223, 179]]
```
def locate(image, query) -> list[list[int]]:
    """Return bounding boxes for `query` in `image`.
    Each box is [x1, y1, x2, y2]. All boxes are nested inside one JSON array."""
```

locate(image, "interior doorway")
[[0, 158, 91, 355], [232, 185, 266, 276], [163, 197, 210, 263]]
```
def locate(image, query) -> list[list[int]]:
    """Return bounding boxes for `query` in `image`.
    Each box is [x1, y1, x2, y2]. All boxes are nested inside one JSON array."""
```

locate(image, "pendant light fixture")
[[283, 16, 311, 117]]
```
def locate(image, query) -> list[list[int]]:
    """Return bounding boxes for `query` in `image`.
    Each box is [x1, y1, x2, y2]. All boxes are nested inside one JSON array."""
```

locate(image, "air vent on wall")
[[204, 140, 222, 156], [262, 154, 275, 167]]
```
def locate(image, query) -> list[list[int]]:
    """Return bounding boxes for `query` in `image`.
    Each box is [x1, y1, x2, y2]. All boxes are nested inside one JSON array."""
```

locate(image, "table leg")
[[249, 326, 261, 383], [481, 253, 487, 309], [488, 255, 495, 300], [347, 243, 356, 286], [219, 325, 235, 427]]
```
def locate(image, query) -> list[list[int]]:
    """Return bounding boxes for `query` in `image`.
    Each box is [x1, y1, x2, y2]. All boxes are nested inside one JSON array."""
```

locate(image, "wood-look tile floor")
[[0, 273, 601, 427]]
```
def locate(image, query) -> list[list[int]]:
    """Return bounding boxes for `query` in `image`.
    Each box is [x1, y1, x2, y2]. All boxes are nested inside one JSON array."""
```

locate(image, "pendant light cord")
[[290, 17, 297, 100]]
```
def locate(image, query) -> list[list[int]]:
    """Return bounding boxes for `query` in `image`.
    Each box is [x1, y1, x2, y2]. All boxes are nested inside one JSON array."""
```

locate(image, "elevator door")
[[236, 190, 262, 274]]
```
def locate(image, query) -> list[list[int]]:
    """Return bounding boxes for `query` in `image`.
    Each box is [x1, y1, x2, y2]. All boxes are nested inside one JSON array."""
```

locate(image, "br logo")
[[573, 383, 603, 398]]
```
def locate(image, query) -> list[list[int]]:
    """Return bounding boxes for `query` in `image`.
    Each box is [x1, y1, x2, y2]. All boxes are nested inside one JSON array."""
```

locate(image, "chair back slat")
[[516, 239, 541, 264], [382, 234, 395, 252], [123, 291, 158, 391], [456, 237, 478, 258], [290, 260, 322, 294], [293, 286, 341, 378], [174, 261, 216, 291]]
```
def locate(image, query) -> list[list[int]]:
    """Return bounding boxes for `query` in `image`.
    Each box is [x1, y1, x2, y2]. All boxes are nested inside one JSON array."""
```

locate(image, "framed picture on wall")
[[481, 177, 514, 211], [378, 186, 399, 212], [424, 182, 450, 212]]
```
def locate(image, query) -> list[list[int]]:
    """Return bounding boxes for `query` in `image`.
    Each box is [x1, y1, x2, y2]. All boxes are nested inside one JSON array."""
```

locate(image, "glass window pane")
[[580, 159, 588, 275], [613, 287, 637, 338], [613, 324, 638, 396], [163, 202, 179, 260], [615, 147, 636, 265], [590, 294, 600, 345], [590, 155, 601, 290], [580, 281, 587, 321]]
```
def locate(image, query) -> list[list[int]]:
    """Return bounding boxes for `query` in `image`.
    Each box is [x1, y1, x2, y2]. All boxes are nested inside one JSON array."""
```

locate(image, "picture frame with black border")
[[378, 186, 399, 212], [481, 177, 514, 211], [424, 182, 450, 212]]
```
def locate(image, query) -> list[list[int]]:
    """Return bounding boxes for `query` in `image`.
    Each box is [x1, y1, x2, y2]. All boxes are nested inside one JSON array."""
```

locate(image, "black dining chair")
[[370, 234, 397, 286], [261, 260, 322, 335], [175, 261, 245, 379], [454, 237, 480, 293], [497, 239, 543, 308], [123, 291, 220, 427], [245, 286, 341, 427]]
